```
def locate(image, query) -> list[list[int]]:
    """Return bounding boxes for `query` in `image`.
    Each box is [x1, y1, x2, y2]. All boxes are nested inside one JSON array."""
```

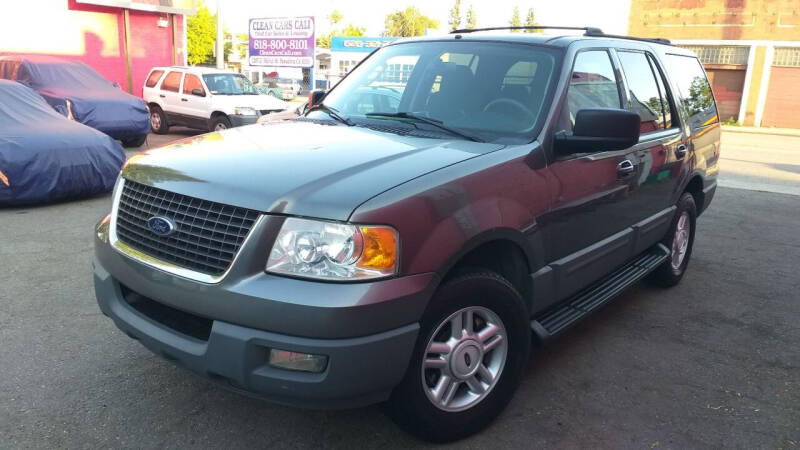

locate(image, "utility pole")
[[216, 0, 224, 69]]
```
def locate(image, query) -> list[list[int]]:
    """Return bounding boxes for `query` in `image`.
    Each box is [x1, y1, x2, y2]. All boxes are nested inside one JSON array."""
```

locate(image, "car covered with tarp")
[[0, 55, 150, 147], [0, 80, 125, 206]]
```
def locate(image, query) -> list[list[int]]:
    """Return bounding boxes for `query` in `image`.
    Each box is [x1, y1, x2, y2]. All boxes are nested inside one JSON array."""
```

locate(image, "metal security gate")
[[762, 47, 800, 129]]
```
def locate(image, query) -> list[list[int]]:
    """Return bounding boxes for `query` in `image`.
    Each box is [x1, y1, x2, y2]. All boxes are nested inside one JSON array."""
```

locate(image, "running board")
[[531, 244, 669, 341]]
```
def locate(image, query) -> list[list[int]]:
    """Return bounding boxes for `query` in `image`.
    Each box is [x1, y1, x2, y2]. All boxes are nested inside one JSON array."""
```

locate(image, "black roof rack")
[[451, 26, 603, 35], [450, 25, 672, 46]]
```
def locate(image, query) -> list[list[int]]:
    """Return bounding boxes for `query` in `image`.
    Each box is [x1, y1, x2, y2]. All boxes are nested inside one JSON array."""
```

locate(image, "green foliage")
[[316, 11, 365, 49], [465, 4, 477, 29], [722, 116, 740, 126], [384, 7, 440, 37], [328, 10, 343, 26], [237, 33, 248, 60], [509, 6, 521, 31], [686, 76, 713, 117], [524, 8, 541, 32], [449, 0, 462, 31], [186, 1, 216, 65]]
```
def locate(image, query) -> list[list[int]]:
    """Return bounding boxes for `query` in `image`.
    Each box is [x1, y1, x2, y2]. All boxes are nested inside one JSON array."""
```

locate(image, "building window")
[[678, 45, 749, 65], [773, 47, 800, 67]]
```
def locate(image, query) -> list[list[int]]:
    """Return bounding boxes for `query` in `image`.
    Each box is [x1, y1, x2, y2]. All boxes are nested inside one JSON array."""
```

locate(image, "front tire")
[[386, 271, 530, 443], [210, 115, 232, 131], [648, 192, 697, 287], [121, 134, 147, 148]]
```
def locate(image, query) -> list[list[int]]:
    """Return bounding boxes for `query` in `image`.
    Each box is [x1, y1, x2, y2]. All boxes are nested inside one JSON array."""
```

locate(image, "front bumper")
[[229, 114, 260, 127], [93, 214, 437, 408]]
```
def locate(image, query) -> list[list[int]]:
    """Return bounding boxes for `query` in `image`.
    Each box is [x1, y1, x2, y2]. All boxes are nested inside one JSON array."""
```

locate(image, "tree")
[[448, 0, 462, 31], [186, 1, 216, 65], [237, 33, 249, 60], [316, 11, 366, 49], [509, 6, 521, 32], [524, 8, 541, 32], [328, 10, 343, 26], [465, 4, 477, 29], [384, 7, 440, 37]]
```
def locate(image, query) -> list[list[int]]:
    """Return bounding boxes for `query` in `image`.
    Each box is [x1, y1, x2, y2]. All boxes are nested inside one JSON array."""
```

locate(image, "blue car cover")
[[0, 55, 150, 140], [0, 80, 125, 206]]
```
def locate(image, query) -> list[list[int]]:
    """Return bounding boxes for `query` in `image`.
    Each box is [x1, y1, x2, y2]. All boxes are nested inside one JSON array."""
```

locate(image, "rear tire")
[[210, 115, 232, 132], [121, 134, 147, 148], [647, 192, 697, 287], [385, 271, 530, 443], [149, 106, 169, 135]]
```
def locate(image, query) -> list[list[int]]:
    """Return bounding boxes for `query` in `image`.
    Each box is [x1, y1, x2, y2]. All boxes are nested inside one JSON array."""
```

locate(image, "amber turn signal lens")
[[357, 226, 398, 272]]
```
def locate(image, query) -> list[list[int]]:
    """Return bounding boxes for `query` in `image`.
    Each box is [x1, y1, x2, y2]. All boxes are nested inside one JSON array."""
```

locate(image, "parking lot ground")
[[1, 131, 799, 448]]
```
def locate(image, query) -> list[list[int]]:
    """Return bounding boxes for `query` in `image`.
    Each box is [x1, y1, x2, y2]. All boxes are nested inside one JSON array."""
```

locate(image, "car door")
[[158, 70, 184, 124], [612, 48, 687, 255], [177, 73, 211, 128], [540, 49, 644, 300]]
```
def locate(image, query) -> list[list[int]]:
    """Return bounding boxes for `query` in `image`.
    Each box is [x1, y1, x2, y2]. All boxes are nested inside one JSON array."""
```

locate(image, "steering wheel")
[[483, 98, 535, 122]]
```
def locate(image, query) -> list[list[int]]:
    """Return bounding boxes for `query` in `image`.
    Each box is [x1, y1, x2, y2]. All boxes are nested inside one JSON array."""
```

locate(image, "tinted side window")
[[161, 71, 182, 92], [648, 54, 675, 129], [145, 70, 164, 88], [182, 74, 204, 95], [618, 51, 666, 134], [664, 54, 718, 130], [563, 50, 621, 130]]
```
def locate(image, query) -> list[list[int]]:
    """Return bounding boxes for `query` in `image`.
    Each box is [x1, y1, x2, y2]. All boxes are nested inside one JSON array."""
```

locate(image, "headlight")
[[266, 217, 398, 281], [234, 107, 257, 116]]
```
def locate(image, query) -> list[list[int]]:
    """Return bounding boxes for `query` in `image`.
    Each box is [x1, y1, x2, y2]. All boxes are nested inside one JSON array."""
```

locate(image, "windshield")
[[202, 73, 257, 95], [317, 41, 560, 143]]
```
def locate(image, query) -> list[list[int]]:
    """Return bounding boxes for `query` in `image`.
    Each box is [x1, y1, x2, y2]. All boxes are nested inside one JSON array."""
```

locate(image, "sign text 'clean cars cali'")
[[249, 16, 315, 67]]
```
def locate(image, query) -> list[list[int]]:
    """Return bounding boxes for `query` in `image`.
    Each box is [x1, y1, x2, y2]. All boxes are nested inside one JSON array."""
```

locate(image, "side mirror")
[[554, 108, 640, 155], [308, 89, 326, 108], [191, 88, 205, 97]]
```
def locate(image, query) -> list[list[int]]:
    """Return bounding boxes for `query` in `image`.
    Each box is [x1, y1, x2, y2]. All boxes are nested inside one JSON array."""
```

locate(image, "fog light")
[[269, 349, 328, 373]]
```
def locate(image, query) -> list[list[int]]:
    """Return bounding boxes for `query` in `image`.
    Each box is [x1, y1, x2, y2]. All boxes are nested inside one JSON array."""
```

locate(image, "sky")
[[210, 0, 633, 37]]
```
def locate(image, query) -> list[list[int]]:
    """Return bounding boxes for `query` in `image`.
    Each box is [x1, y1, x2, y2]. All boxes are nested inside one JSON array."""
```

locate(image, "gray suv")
[[94, 26, 720, 442]]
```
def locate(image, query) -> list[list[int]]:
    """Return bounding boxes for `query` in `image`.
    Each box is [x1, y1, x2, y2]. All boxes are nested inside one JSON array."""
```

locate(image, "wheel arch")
[[435, 229, 537, 312]]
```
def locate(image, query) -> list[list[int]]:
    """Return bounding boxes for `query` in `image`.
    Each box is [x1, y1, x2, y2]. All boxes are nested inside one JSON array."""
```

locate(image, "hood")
[[122, 121, 504, 221], [211, 93, 288, 111]]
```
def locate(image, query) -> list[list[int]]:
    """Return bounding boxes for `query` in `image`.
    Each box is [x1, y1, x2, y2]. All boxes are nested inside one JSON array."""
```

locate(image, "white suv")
[[142, 66, 287, 133]]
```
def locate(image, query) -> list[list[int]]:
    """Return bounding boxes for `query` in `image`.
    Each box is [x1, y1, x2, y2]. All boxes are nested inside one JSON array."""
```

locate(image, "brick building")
[[628, 0, 800, 128], [0, 0, 195, 98]]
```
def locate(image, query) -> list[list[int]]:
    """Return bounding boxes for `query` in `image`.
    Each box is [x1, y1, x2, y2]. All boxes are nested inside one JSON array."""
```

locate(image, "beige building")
[[628, 0, 800, 128]]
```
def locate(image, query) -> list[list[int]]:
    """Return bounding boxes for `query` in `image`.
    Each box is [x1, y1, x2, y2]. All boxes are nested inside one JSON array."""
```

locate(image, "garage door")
[[706, 68, 745, 122], [762, 47, 800, 129]]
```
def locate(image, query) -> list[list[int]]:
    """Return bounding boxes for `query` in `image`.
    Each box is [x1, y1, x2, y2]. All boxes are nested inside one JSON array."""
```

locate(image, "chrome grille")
[[114, 179, 260, 276]]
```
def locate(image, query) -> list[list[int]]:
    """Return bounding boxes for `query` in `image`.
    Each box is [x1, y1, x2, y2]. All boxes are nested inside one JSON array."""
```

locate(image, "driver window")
[[561, 50, 621, 131]]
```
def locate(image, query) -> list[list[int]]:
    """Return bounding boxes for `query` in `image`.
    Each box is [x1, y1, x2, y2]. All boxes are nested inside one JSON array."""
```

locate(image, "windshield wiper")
[[365, 112, 481, 142], [307, 103, 354, 126]]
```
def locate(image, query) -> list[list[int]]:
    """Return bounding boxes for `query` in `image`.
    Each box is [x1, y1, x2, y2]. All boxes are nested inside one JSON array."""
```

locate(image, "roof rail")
[[451, 26, 604, 35], [583, 28, 672, 45], [450, 25, 671, 45]]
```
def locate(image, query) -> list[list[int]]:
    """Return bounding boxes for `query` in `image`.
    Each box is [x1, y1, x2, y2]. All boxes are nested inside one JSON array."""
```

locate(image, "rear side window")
[[664, 54, 718, 130], [182, 74, 204, 95], [562, 50, 621, 130], [648, 55, 675, 129], [161, 71, 182, 92], [145, 70, 164, 88], [618, 51, 669, 134]]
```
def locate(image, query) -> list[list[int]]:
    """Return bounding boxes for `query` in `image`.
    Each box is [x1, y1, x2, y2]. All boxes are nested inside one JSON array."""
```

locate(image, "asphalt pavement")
[[0, 130, 798, 449]]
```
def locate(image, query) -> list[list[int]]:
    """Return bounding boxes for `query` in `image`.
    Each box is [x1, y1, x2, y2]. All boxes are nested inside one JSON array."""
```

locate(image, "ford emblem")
[[146, 216, 176, 236]]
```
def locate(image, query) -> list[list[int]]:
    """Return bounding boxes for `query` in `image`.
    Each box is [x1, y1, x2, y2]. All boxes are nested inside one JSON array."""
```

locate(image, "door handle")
[[675, 144, 688, 159], [159, 94, 166, 98], [181, 98, 188, 102], [617, 159, 635, 176]]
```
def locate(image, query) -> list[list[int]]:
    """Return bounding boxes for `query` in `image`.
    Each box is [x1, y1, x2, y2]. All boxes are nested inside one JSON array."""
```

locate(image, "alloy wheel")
[[150, 112, 161, 130], [421, 306, 508, 412], [671, 211, 690, 270]]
